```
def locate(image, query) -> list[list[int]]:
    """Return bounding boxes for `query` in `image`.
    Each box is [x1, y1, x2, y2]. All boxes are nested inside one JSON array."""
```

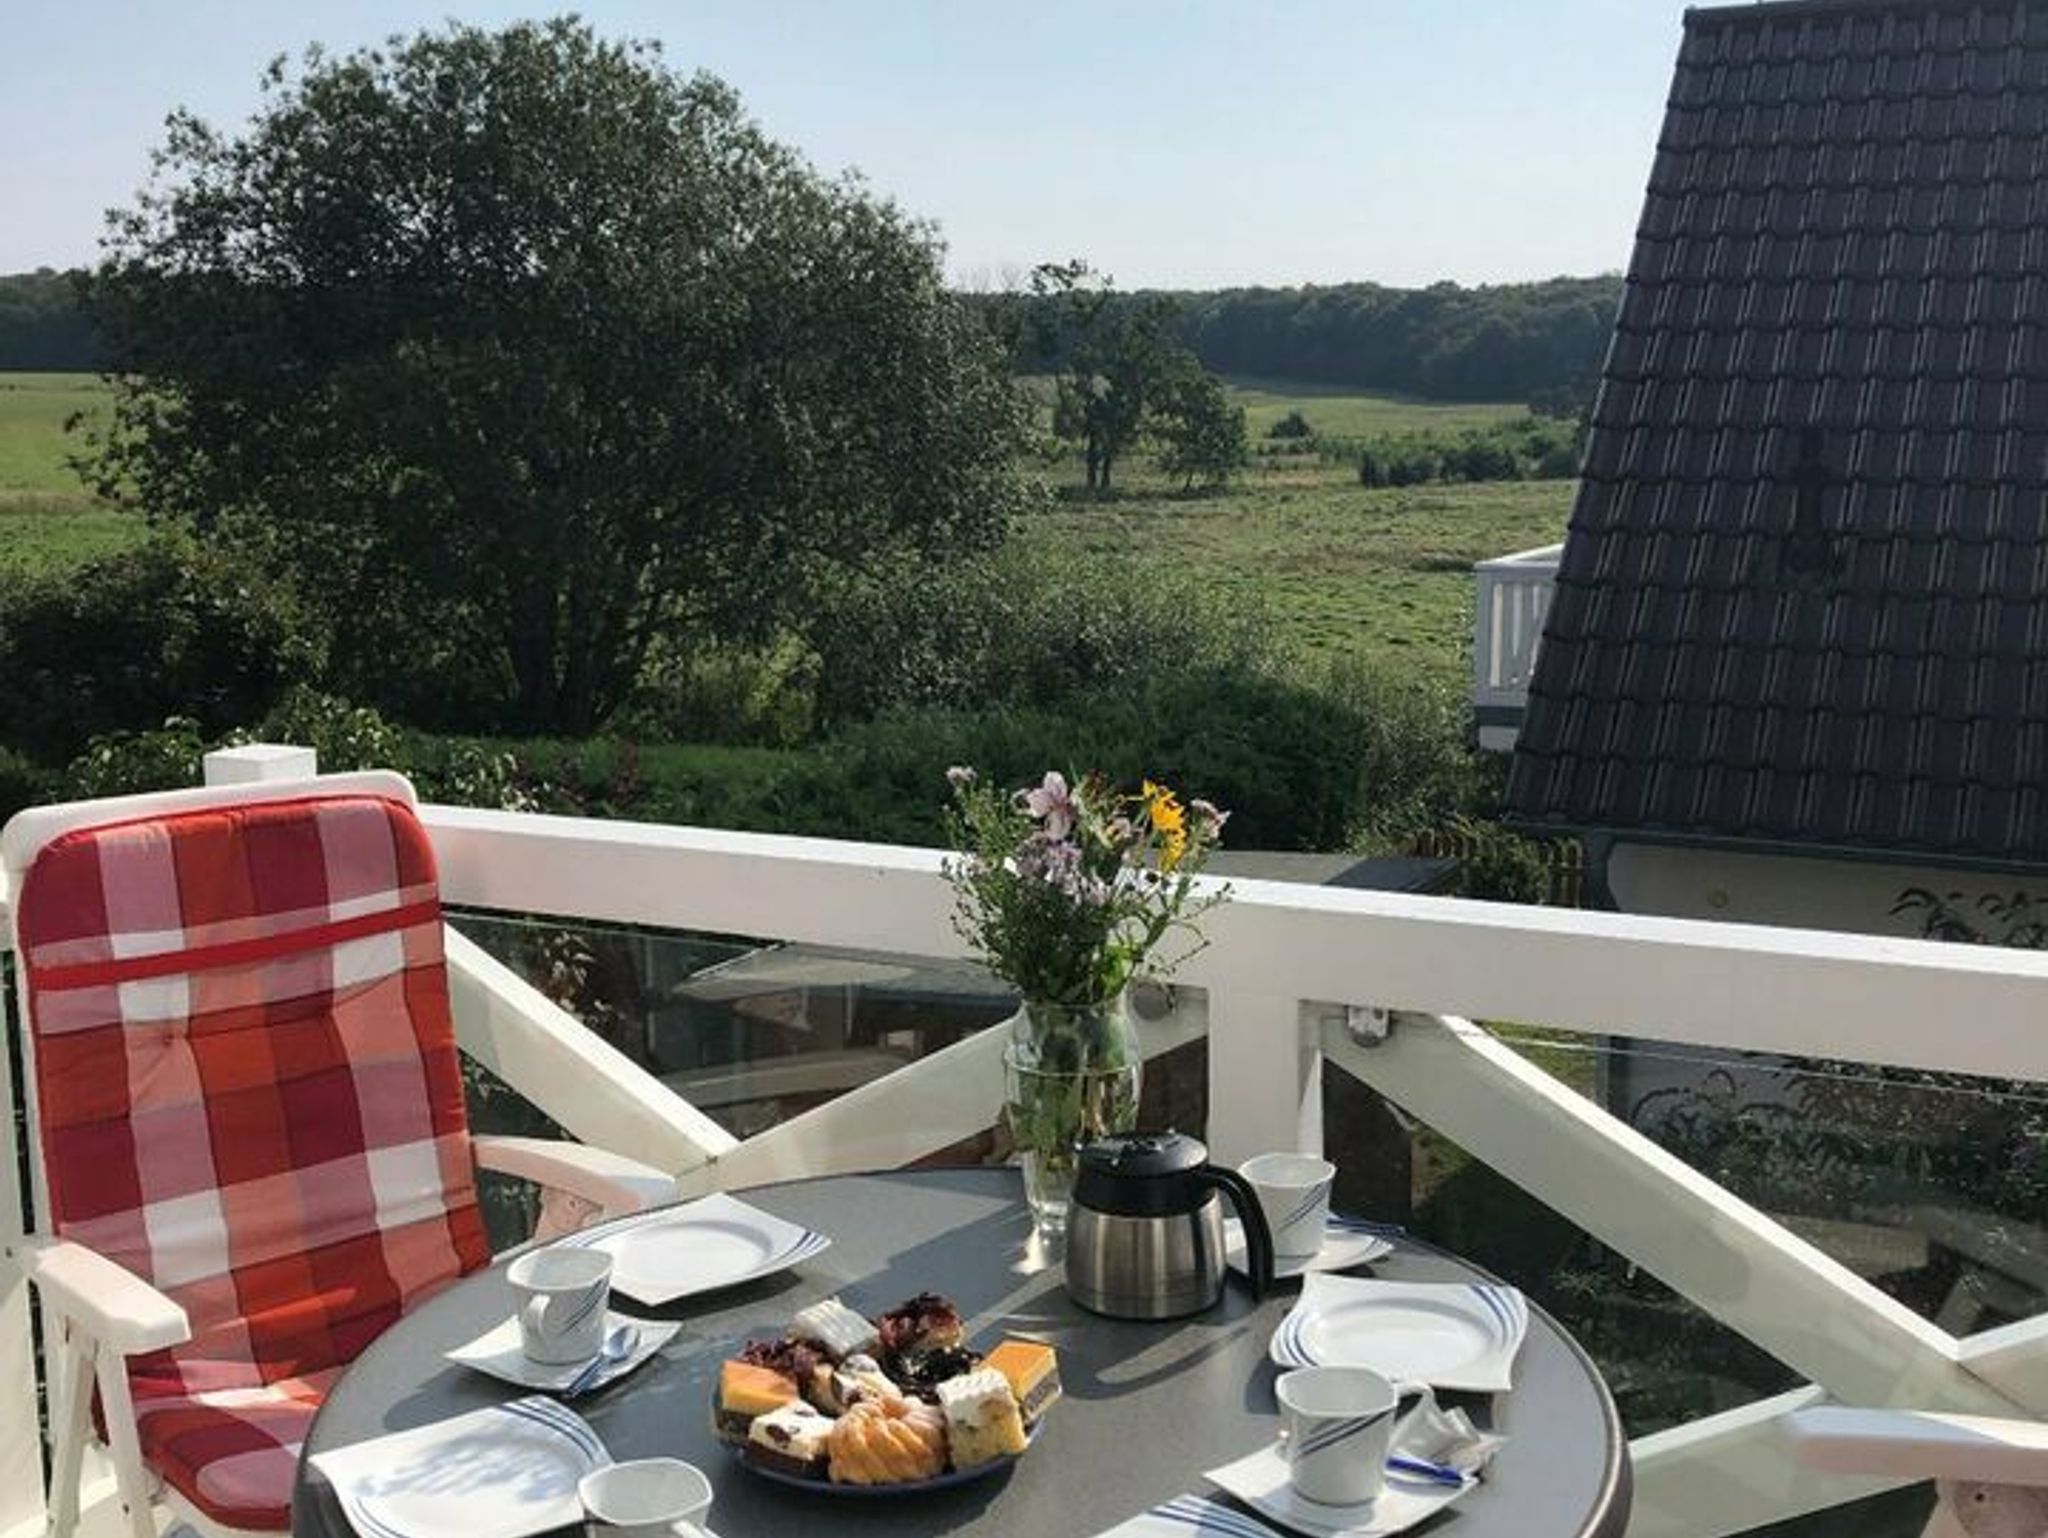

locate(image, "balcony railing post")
[[1202, 988, 1320, 1165], [203, 742, 318, 784]]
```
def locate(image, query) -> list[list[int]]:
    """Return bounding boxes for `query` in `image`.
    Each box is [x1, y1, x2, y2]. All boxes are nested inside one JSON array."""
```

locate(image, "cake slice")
[[876, 1292, 964, 1356], [714, 1359, 799, 1444], [790, 1296, 880, 1360], [983, 1338, 1061, 1424], [935, 1368, 1029, 1468], [745, 1401, 834, 1479], [819, 1352, 899, 1413]]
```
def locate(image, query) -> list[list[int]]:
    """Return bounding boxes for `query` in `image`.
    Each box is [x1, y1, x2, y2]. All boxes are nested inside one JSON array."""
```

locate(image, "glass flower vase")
[[1002, 994, 1143, 1237]]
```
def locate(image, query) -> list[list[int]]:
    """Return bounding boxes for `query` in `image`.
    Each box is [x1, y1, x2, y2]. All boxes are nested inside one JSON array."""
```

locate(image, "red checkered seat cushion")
[[17, 794, 490, 1530]]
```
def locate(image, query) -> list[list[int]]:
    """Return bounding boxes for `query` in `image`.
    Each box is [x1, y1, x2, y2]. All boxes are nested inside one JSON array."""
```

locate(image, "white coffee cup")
[[579, 1459, 713, 1538], [507, 1247, 612, 1365], [1277, 1365, 1434, 1507], [1241, 1152, 1336, 1263]]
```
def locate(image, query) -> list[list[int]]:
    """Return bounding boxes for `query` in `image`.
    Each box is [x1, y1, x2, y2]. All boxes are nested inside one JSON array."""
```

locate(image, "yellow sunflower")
[[1144, 780, 1189, 870]]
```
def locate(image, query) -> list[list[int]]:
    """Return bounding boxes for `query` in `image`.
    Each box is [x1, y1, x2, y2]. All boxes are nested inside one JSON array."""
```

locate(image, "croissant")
[[827, 1395, 947, 1484]]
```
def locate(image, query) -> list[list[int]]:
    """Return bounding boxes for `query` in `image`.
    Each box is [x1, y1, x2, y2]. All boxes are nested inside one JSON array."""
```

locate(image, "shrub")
[[1440, 435, 1521, 484], [615, 636, 818, 749], [1446, 816, 1552, 903], [1308, 656, 1487, 845], [803, 542, 1273, 731], [1266, 409, 1314, 440], [1357, 440, 1443, 488], [795, 661, 1475, 853], [0, 746, 52, 823], [63, 718, 210, 798], [1534, 439, 1583, 478], [0, 536, 319, 764], [245, 686, 406, 772]]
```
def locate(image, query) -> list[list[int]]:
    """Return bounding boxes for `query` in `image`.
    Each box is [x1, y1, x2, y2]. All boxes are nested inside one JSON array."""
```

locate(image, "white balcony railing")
[[1473, 541, 1562, 750], [8, 749, 2048, 1538]]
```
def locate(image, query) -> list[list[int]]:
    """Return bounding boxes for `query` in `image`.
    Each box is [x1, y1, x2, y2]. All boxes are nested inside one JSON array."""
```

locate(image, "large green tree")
[[1033, 261, 1184, 495], [84, 20, 1030, 734]]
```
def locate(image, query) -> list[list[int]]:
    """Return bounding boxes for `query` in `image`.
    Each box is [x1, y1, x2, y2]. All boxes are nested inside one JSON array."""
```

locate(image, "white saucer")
[[1204, 1439, 1475, 1538], [446, 1312, 680, 1394], [1225, 1216, 1396, 1280]]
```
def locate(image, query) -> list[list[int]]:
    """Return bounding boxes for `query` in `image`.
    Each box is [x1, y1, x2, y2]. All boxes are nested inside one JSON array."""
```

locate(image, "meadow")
[[0, 370, 1570, 687], [0, 371, 133, 569]]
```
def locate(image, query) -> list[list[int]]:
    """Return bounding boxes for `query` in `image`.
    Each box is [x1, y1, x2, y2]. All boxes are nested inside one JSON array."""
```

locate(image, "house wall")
[[1605, 842, 2029, 939]]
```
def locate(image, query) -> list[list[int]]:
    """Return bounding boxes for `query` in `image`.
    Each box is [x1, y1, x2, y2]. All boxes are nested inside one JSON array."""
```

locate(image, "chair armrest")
[[471, 1135, 675, 1216], [7, 1235, 190, 1356], [1785, 1407, 2048, 1488]]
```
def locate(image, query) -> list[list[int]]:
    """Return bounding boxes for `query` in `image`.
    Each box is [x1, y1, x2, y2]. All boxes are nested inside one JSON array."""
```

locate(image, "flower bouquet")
[[945, 767, 1227, 1233]]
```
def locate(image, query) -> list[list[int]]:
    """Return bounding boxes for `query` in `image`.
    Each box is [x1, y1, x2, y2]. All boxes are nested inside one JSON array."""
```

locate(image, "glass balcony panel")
[[1491, 1025, 2048, 1332], [1323, 1066, 1800, 1435], [448, 911, 1210, 1160]]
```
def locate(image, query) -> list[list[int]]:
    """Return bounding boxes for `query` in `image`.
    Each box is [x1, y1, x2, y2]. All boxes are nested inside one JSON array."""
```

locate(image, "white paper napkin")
[[1201, 1403, 1506, 1538]]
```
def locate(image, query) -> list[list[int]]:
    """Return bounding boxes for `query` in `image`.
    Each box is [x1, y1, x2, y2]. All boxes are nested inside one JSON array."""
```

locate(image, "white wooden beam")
[[1627, 1387, 1910, 1538], [444, 928, 737, 1176], [1194, 878, 2048, 1086], [423, 806, 964, 961], [1959, 1314, 2048, 1410], [1322, 1015, 2026, 1417], [417, 805, 2048, 1088]]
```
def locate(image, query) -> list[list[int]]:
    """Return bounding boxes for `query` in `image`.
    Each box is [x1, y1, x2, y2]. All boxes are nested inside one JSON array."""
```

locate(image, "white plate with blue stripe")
[[1267, 1274, 1528, 1393], [309, 1396, 608, 1538], [558, 1192, 831, 1307]]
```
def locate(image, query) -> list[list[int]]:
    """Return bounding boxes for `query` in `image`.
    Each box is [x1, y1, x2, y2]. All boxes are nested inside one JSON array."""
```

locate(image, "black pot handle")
[[1197, 1164, 1275, 1299]]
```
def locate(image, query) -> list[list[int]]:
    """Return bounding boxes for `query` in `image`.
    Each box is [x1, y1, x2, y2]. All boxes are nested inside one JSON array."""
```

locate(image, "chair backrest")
[[6, 778, 489, 1394]]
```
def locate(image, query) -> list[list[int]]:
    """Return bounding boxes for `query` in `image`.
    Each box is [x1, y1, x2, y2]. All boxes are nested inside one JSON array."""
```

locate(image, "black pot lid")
[[1077, 1131, 1208, 1178]]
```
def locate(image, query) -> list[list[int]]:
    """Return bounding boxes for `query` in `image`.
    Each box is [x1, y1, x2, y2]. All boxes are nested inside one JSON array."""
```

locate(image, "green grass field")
[[1036, 464, 1569, 683], [1223, 377, 1528, 438], [0, 372, 138, 570], [0, 370, 1569, 682]]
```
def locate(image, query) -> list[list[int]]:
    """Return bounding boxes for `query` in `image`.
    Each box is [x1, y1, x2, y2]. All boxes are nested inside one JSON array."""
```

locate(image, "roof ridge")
[[1686, 0, 2034, 28]]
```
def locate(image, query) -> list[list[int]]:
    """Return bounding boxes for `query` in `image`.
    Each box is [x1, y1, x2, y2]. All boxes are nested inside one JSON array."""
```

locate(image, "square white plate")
[[1268, 1274, 1528, 1393], [446, 1312, 679, 1394], [1204, 1441, 1475, 1538], [1225, 1216, 1395, 1281], [557, 1193, 831, 1307], [309, 1397, 607, 1538]]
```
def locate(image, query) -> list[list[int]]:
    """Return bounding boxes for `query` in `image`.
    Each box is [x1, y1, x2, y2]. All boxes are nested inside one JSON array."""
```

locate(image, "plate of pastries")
[[712, 1291, 1060, 1492]]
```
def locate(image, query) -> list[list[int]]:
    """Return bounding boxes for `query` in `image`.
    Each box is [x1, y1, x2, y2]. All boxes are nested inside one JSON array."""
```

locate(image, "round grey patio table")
[[293, 1168, 1629, 1538]]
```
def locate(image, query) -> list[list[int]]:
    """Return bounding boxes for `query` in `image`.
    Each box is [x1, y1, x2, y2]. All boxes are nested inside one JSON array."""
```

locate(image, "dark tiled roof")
[[1507, 0, 2048, 866]]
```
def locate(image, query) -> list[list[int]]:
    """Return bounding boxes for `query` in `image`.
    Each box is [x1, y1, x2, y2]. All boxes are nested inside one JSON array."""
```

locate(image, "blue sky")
[[0, 1, 1692, 288]]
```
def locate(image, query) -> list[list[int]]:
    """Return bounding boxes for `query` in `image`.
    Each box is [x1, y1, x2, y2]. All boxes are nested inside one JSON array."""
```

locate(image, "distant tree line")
[[0, 270, 97, 368], [9, 264, 1621, 405], [986, 274, 1622, 405]]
